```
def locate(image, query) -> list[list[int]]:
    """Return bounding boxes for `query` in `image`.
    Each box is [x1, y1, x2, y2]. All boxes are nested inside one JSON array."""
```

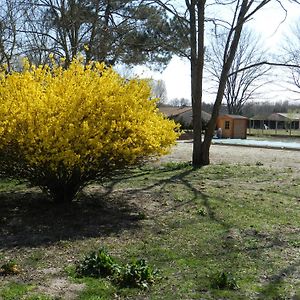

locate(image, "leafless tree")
[[283, 22, 300, 93], [150, 79, 168, 104], [153, 0, 295, 166], [0, 0, 22, 71], [169, 97, 190, 107], [207, 28, 270, 115]]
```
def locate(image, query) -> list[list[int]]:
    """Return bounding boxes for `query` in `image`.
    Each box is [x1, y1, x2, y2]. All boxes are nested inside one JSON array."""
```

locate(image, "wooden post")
[[249, 120, 251, 134]]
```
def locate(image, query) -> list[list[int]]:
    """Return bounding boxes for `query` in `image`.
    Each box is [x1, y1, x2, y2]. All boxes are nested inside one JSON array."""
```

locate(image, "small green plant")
[[75, 248, 120, 278], [289, 240, 300, 248], [196, 207, 207, 216], [0, 260, 20, 276], [210, 271, 239, 290], [117, 259, 158, 289], [137, 211, 147, 220], [75, 249, 158, 290]]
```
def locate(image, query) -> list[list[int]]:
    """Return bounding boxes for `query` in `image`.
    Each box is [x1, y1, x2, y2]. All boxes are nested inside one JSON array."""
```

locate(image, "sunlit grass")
[[0, 163, 299, 299]]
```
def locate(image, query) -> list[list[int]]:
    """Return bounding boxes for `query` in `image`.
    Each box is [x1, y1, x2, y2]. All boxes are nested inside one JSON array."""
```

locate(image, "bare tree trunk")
[[191, 0, 258, 166], [153, 0, 295, 166], [190, 0, 206, 167]]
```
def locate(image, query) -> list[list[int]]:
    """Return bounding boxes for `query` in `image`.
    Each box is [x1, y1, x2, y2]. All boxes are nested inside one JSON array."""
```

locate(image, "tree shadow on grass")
[[145, 164, 300, 297], [0, 166, 200, 250], [257, 260, 300, 299], [0, 187, 142, 249]]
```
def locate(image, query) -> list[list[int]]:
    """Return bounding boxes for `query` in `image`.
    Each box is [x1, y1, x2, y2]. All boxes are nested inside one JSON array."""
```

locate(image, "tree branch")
[[229, 61, 300, 76]]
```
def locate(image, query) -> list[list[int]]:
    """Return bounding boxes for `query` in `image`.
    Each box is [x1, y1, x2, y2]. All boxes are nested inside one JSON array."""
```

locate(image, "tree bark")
[[190, 0, 206, 167]]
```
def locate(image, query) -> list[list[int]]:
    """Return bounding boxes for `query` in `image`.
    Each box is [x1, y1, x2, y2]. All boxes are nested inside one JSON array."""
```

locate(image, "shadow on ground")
[[0, 187, 142, 249]]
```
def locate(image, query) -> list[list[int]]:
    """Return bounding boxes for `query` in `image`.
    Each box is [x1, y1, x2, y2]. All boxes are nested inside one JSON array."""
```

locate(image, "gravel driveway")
[[159, 141, 300, 170]]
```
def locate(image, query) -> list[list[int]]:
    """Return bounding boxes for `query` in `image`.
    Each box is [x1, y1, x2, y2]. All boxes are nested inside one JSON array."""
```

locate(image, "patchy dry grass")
[[0, 162, 299, 299]]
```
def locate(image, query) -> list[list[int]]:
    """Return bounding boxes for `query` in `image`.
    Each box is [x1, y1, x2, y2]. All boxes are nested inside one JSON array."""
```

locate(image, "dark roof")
[[250, 114, 270, 120], [158, 105, 211, 122], [201, 111, 212, 122], [220, 114, 248, 120], [267, 113, 289, 121], [158, 105, 192, 117], [250, 113, 300, 121]]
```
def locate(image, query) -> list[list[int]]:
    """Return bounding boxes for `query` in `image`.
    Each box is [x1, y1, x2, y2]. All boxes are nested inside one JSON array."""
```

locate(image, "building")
[[158, 105, 211, 129], [250, 113, 300, 130], [249, 114, 270, 129], [216, 115, 248, 139]]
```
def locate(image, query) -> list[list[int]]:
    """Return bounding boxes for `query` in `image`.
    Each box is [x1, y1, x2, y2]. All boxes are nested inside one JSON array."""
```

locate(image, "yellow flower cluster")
[[0, 58, 179, 177]]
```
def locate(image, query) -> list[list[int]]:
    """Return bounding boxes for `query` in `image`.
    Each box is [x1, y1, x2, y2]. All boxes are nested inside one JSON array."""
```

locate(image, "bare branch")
[[229, 61, 300, 76]]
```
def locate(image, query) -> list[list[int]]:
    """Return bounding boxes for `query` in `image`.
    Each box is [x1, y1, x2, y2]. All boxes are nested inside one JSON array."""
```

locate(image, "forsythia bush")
[[0, 59, 179, 202]]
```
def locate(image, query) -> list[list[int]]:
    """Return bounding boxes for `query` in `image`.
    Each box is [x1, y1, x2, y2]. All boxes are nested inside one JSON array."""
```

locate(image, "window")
[[225, 121, 230, 130]]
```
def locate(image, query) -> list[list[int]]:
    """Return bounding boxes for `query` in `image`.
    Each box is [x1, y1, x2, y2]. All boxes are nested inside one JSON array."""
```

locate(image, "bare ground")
[[158, 141, 300, 170]]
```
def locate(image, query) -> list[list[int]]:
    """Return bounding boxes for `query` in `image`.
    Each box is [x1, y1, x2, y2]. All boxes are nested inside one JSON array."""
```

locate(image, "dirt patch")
[[0, 186, 148, 298], [38, 278, 85, 299]]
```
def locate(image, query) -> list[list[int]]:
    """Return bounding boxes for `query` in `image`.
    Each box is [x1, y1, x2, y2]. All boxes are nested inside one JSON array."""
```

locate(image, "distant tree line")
[[168, 97, 190, 107]]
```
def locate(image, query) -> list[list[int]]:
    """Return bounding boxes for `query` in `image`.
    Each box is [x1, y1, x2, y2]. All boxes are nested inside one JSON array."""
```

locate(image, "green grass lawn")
[[0, 162, 299, 299]]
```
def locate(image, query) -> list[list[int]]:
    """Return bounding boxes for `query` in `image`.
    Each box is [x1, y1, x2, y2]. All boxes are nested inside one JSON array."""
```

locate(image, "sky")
[[130, 1, 300, 104]]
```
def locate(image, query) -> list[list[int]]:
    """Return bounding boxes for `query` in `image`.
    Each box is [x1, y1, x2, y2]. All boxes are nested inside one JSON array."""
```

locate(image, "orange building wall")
[[233, 119, 247, 139], [216, 116, 248, 139]]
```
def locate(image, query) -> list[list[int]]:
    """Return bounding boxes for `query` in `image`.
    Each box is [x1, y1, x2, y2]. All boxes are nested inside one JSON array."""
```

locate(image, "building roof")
[[158, 105, 192, 117], [219, 114, 249, 120], [267, 113, 289, 121], [158, 105, 211, 122], [250, 114, 270, 120], [277, 113, 300, 121], [201, 111, 212, 122], [250, 113, 300, 121]]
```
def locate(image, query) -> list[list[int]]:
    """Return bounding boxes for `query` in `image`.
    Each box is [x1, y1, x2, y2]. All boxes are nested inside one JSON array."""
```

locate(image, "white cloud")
[[161, 56, 191, 101]]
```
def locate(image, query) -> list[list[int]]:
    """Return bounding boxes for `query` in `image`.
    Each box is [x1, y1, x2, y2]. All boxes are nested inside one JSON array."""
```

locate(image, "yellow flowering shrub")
[[0, 59, 179, 202]]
